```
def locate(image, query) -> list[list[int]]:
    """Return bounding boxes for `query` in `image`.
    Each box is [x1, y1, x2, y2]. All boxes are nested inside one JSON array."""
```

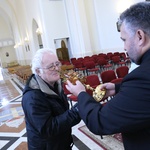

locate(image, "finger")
[[99, 83, 107, 90], [66, 84, 70, 91], [66, 80, 73, 91], [66, 80, 72, 86], [76, 80, 81, 85]]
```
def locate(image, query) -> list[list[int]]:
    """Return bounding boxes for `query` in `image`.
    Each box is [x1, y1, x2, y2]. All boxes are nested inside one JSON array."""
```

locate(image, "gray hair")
[[31, 48, 55, 74], [117, 2, 150, 36]]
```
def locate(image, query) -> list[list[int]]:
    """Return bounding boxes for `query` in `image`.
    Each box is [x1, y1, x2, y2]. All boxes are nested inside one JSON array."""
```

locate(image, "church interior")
[[0, 0, 142, 149]]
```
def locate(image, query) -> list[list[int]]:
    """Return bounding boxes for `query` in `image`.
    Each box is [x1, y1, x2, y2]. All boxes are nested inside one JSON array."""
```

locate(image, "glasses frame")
[[41, 61, 62, 71]]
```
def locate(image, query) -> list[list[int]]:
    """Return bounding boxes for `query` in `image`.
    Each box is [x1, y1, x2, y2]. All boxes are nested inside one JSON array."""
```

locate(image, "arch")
[[32, 19, 43, 52], [0, 8, 14, 46]]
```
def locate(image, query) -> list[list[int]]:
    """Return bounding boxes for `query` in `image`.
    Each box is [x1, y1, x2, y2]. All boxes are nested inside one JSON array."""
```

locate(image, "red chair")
[[111, 78, 123, 84], [63, 83, 78, 106], [77, 57, 84, 62], [111, 55, 126, 68], [84, 74, 100, 96], [97, 58, 112, 72], [83, 61, 99, 75], [116, 66, 129, 78], [73, 60, 86, 75], [106, 52, 113, 61], [100, 70, 117, 83], [85, 74, 101, 88], [84, 56, 90, 59], [70, 58, 77, 64], [61, 60, 71, 65], [91, 54, 98, 59], [114, 52, 120, 56]]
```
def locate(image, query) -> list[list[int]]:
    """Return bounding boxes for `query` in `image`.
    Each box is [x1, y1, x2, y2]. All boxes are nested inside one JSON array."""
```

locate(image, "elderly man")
[[22, 48, 80, 150]]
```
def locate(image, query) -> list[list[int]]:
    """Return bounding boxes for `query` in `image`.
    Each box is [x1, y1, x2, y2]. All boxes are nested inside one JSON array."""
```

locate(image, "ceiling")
[[0, 0, 14, 48]]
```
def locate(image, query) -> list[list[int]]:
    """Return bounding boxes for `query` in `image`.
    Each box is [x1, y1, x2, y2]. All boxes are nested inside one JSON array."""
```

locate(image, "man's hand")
[[100, 83, 116, 98], [66, 80, 86, 96]]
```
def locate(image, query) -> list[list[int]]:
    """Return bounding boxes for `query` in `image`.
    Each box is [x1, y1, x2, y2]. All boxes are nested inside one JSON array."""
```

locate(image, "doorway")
[[54, 38, 70, 61]]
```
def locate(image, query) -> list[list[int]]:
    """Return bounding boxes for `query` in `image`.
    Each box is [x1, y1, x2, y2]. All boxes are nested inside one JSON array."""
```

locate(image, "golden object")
[[92, 85, 106, 102], [61, 70, 106, 102], [60, 70, 86, 84]]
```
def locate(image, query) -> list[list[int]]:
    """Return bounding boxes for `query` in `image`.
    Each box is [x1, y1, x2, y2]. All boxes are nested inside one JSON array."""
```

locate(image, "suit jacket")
[[78, 50, 150, 150]]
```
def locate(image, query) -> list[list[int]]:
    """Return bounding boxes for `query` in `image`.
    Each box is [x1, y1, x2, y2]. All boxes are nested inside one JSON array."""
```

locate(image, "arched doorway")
[[32, 19, 43, 51], [55, 38, 70, 61]]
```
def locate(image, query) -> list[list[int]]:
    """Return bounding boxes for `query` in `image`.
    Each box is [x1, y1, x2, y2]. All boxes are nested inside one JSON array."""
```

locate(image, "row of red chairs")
[[70, 52, 129, 64], [60, 52, 131, 77]]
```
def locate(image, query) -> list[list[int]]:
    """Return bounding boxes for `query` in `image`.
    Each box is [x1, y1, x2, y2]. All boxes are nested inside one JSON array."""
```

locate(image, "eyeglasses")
[[41, 61, 61, 71]]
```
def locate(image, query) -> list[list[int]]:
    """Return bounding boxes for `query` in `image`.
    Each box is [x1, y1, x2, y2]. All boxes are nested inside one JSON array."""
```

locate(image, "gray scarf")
[[29, 75, 62, 96]]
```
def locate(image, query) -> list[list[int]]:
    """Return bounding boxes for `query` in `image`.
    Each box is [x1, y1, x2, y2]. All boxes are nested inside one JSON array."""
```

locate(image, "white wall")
[[39, 0, 69, 51], [0, 46, 17, 67], [0, 0, 145, 66], [94, 0, 144, 53]]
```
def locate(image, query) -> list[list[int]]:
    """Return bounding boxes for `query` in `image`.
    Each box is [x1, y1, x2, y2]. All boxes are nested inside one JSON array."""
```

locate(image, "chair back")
[[85, 74, 100, 87], [111, 78, 123, 84], [84, 61, 95, 69], [85, 74, 100, 96], [111, 56, 120, 63], [101, 70, 116, 83], [116, 66, 129, 78], [97, 58, 107, 66]]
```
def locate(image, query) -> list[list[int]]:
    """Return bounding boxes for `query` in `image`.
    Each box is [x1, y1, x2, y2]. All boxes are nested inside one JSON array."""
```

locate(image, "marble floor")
[[0, 68, 124, 150]]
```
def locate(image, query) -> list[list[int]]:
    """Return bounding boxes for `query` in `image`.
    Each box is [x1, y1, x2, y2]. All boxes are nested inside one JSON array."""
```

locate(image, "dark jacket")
[[22, 75, 80, 150], [77, 50, 150, 150]]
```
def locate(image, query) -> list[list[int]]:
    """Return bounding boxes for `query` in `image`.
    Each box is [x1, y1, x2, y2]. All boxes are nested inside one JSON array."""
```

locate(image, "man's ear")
[[36, 68, 42, 76], [136, 29, 145, 45]]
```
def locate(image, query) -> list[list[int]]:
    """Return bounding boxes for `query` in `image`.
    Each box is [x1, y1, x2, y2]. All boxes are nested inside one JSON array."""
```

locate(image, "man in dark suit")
[[66, 2, 150, 150]]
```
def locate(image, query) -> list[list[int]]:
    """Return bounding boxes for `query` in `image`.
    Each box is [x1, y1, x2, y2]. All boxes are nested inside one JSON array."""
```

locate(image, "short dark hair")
[[117, 2, 150, 36]]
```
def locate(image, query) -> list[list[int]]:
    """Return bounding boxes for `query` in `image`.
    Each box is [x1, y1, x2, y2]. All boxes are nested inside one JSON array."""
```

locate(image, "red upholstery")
[[111, 78, 123, 84], [84, 61, 99, 75], [97, 58, 112, 71], [85, 74, 100, 87], [63, 83, 78, 106], [73, 60, 86, 75], [101, 70, 117, 83], [111, 56, 126, 67], [116, 66, 129, 78]]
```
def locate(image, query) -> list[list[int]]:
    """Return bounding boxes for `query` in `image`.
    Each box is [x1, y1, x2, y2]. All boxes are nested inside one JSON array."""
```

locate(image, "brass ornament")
[[61, 70, 106, 102]]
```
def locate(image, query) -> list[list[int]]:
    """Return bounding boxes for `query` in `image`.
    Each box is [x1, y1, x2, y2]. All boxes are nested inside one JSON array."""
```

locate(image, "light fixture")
[[18, 42, 22, 46], [24, 37, 29, 43], [14, 43, 18, 49], [14, 40, 22, 48], [36, 28, 42, 35], [1, 98, 9, 106]]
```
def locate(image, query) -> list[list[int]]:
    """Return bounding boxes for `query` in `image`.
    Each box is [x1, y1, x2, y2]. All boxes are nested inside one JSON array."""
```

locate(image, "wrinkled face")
[[38, 53, 61, 86], [120, 23, 141, 64]]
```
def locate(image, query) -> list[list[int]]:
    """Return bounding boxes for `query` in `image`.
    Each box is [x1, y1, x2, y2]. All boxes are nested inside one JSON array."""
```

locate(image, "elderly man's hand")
[[66, 80, 86, 96]]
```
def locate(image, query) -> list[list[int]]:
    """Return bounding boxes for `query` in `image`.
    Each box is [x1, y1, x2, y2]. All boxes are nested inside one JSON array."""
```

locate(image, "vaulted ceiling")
[[0, 0, 15, 48]]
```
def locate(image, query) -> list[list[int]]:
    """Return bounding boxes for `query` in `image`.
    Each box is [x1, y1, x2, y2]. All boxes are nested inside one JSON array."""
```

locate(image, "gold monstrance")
[[61, 70, 106, 102]]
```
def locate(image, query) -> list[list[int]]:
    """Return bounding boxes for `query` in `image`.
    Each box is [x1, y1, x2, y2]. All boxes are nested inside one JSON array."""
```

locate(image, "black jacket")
[[22, 75, 80, 150], [78, 50, 150, 150]]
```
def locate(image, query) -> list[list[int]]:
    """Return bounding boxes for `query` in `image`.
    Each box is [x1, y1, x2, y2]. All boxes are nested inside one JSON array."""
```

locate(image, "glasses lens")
[[47, 61, 61, 70], [55, 61, 61, 67]]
